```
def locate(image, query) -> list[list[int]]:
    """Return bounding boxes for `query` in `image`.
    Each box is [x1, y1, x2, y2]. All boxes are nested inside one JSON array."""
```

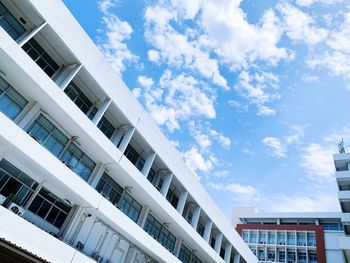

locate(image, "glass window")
[[60, 143, 95, 181], [242, 231, 248, 242], [0, 159, 37, 206], [191, 255, 202, 263], [166, 187, 179, 208], [287, 232, 296, 245], [268, 250, 275, 261], [268, 232, 276, 244], [258, 250, 265, 261], [259, 231, 266, 244], [277, 232, 285, 245], [308, 252, 317, 263], [97, 116, 116, 139], [158, 227, 176, 252], [124, 144, 145, 172], [287, 251, 296, 263], [297, 232, 306, 246], [27, 114, 69, 157], [307, 233, 316, 246], [96, 173, 123, 206], [147, 168, 156, 184], [322, 223, 341, 231], [220, 247, 225, 259], [64, 82, 93, 115], [179, 244, 191, 263], [0, 2, 25, 40], [250, 232, 257, 243], [298, 252, 307, 263], [28, 187, 71, 229], [0, 77, 28, 120], [278, 251, 285, 262], [22, 38, 59, 78], [196, 222, 205, 237], [118, 192, 142, 223]]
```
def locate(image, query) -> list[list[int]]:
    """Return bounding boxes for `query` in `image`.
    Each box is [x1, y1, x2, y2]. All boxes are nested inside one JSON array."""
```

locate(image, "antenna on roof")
[[338, 138, 345, 154]]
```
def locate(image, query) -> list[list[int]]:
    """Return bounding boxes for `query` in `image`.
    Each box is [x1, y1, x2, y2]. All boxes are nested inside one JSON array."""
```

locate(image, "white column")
[[315, 219, 319, 225], [88, 163, 105, 188], [124, 246, 137, 263], [17, 101, 41, 129], [176, 190, 188, 215], [224, 243, 232, 263], [141, 151, 156, 176], [233, 253, 240, 263], [203, 219, 213, 243], [173, 237, 182, 257], [160, 172, 173, 197], [137, 205, 150, 228], [92, 97, 111, 125], [23, 181, 44, 209], [58, 64, 82, 90], [118, 127, 135, 154], [214, 232, 223, 253], [190, 206, 201, 230], [18, 22, 47, 46]]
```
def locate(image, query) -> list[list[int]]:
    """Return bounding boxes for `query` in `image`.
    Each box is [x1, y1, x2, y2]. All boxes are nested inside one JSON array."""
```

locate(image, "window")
[[297, 232, 306, 246], [277, 232, 285, 245], [144, 213, 162, 240], [287, 251, 296, 263], [97, 116, 116, 139], [287, 232, 296, 245], [278, 251, 285, 262], [0, 159, 38, 206], [298, 252, 307, 263], [124, 144, 144, 171], [196, 222, 205, 237], [220, 247, 225, 259], [166, 187, 179, 208], [210, 236, 216, 248], [60, 143, 95, 181], [307, 233, 316, 246], [179, 244, 191, 263], [268, 250, 275, 261], [158, 226, 176, 252], [259, 231, 266, 244], [250, 232, 257, 243], [185, 209, 193, 224], [0, 77, 28, 120], [64, 82, 93, 115], [191, 254, 202, 263], [28, 187, 71, 229], [308, 252, 317, 263], [0, 2, 25, 40], [268, 232, 276, 244], [118, 192, 142, 223], [258, 250, 265, 261], [96, 173, 123, 206], [147, 168, 156, 184], [242, 231, 248, 242], [27, 114, 69, 157], [22, 38, 59, 77], [322, 223, 342, 231]]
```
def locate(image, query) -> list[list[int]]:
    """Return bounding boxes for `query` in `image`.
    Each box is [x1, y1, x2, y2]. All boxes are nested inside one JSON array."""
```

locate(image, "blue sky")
[[63, 0, 350, 219]]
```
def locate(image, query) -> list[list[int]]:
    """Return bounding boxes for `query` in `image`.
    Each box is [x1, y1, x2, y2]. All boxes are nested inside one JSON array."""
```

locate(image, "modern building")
[[334, 149, 350, 262], [0, 0, 257, 262], [233, 208, 345, 263]]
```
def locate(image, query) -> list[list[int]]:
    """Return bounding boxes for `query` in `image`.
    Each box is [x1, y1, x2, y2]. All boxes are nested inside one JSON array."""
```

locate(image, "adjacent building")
[[233, 209, 344, 263], [0, 0, 257, 262]]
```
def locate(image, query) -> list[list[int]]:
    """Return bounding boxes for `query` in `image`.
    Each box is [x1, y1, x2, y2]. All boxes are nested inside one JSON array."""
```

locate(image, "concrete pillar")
[[58, 64, 82, 90], [176, 190, 188, 215], [118, 127, 135, 154], [137, 205, 150, 228], [234, 253, 241, 263], [190, 206, 201, 230], [88, 163, 105, 188], [224, 243, 232, 263], [277, 218, 281, 225], [315, 219, 319, 225], [173, 237, 182, 257], [141, 151, 156, 176], [203, 219, 213, 243], [214, 232, 223, 253], [92, 97, 111, 125], [17, 101, 41, 129], [24, 181, 44, 209], [160, 172, 173, 197], [60, 205, 84, 242], [124, 246, 137, 263], [18, 22, 47, 47]]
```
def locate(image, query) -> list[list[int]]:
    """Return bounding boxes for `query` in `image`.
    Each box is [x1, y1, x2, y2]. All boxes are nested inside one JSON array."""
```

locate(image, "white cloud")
[[300, 143, 336, 181], [98, 1, 138, 75], [183, 146, 214, 175], [278, 3, 328, 45], [258, 106, 276, 116], [208, 182, 259, 202], [295, 0, 343, 7], [262, 137, 287, 158], [147, 49, 160, 63], [136, 71, 216, 132]]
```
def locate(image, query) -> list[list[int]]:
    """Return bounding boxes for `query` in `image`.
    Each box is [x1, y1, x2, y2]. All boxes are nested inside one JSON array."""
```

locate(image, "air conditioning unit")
[[8, 203, 25, 216], [76, 241, 84, 251], [92, 252, 103, 263]]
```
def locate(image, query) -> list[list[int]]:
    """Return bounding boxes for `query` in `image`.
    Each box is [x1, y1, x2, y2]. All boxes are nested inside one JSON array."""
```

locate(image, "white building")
[[334, 150, 350, 262], [232, 209, 344, 263], [0, 0, 257, 262]]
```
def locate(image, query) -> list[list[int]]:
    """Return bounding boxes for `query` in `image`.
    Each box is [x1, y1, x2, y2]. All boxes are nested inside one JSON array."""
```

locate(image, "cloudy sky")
[[63, 0, 350, 219]]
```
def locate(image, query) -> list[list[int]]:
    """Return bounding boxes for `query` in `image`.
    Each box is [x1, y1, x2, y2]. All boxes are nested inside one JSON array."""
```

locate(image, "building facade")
[[0, 0, 257, 262], [233, 209, 344, 263]]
